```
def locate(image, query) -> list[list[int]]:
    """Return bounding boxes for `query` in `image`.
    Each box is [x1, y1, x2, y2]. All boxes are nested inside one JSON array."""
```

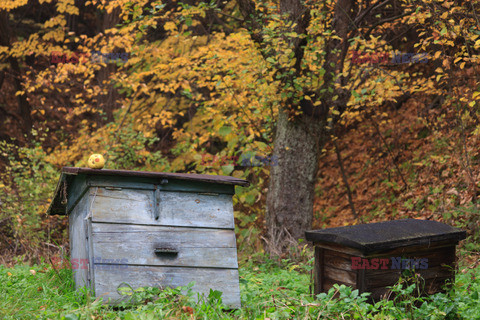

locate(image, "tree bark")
[[96, 7, 122, 123], [266, 109, 326, 255], [0, 10, 33, 135]]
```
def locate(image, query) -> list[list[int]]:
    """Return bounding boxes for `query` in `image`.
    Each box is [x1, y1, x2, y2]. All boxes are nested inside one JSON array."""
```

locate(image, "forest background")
[[1, 0, 480, 270]]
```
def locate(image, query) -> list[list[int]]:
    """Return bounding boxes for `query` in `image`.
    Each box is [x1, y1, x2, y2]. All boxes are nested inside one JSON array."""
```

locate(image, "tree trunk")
[[266, 109, 326, 255], [0, 10, 32, 136], [96, 7, 122, 123], [237, 0, 354, 255]]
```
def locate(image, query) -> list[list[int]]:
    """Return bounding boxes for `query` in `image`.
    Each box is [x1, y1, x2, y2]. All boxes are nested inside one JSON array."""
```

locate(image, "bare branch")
[[333, 137, 358, 219], [354, 0, 391, 25]]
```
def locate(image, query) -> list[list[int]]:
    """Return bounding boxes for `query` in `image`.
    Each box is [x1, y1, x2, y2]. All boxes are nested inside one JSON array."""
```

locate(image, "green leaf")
[[245, 193, 255, 205], [219, 126, 232, 136], [221, 164, 234, 175], [266, 57, 276, 64]]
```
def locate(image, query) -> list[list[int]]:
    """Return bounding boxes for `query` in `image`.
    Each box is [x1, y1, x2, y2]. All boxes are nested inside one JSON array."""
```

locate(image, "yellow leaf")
[[164, 22, 177, 32]]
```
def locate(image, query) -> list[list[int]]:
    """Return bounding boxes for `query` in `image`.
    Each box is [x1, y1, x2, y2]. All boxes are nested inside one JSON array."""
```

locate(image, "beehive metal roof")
[[47, 167, 249, 215], [305, 219, 466, 254]]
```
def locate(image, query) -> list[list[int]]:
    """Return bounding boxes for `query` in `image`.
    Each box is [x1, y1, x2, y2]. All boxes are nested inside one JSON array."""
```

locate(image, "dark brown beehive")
[[305, 219, 466, 301]]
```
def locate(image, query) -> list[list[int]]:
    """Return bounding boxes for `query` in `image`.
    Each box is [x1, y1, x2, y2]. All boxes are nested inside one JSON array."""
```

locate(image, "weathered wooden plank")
[[92, 223, 237, 246], [313, 243, 364, 256], [324, 266, 356, 286], [91, 223, 238, 268], [324, 250, 353, 271], [365, 269, 402, 288], [69, 194, 90, 290], [85, 210, 95, 291], [159, 179, 235, 195], [413, 246, 456, 268], [87, 175, 235, 195], [66, 174, 88, 214], [366, 266, 454, 288], [364, 249, 456, 277], [93, 266, 241, 307], [316, 240, 457, 259], [314, 247, 324, 295], [357, 267, 366, 292], [91, 188, 235, 229], [62, 167, 248, 187], [366, 240, 457, 257]]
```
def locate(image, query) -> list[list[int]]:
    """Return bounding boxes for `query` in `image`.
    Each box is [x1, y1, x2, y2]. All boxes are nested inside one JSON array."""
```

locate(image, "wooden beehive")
[[305, 219, 466, 301], [47, 167, 249, 307]]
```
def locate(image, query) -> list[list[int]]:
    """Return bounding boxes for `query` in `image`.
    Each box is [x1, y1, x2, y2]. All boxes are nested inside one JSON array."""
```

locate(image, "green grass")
[[1, 255, 480, 319]]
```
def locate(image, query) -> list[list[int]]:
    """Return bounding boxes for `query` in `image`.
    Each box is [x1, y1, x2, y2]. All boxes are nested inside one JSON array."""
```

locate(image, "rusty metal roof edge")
[[61, 167, 250, 186]]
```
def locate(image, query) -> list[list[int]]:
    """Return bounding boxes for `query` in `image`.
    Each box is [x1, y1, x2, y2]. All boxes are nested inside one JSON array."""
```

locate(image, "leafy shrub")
[[0, 131, 61, 260]]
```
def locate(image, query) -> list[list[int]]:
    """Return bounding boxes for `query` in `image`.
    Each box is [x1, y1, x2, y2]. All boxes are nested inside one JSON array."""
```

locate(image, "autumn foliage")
[[1, 0, 480, 261]]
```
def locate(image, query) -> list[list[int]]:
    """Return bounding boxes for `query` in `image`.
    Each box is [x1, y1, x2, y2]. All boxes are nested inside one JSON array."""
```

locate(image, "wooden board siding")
[[324, 250, 353, 270], [314, 247, 323, 294], [89, 187, 235, 229], [314, 243, 458, 301], [69, 194, 90, 290], [91, 223, 238, 269], [87, 175, 236, 195], [308, 220, 465, 303], [314, 239, 455, 258], [66, 174, 88, 214], [94, 265, 241, 307], [324, 266, 357, 286], [48, 168, 245, 308]]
